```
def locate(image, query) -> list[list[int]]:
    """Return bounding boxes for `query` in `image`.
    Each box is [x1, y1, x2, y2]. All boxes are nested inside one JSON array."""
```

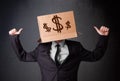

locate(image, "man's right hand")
[[9, 28, 23, 36]]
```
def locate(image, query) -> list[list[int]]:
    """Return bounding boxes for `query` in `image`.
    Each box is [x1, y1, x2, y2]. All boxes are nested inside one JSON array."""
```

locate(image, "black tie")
[[55, 44, 60, 67]]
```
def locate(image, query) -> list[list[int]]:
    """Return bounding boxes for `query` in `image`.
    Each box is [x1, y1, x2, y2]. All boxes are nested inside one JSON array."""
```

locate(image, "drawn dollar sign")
[[43, 23, 51, 32], [52, 15, 63, 33], [66, 21, 71, 30]]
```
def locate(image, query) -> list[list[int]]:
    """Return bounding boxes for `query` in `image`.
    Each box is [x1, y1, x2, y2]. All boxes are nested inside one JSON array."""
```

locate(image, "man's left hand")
[[94, 26, 109, 36]]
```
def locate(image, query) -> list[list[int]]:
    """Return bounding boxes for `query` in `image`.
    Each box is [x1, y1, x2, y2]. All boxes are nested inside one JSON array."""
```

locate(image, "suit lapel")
[[59, 40, 73, 67], [45, 42, 57, 65]]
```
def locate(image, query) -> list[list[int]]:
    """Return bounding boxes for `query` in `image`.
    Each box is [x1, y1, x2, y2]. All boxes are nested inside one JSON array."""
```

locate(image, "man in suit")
[[9, 26, 109, 81]]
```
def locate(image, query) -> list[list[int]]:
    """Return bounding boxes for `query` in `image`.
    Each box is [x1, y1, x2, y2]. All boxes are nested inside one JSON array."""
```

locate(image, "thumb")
[[17, 28, 23, 34], [94, 26, 103, 35], [94, 26, 100, 33], [94, 26, 101, 35]]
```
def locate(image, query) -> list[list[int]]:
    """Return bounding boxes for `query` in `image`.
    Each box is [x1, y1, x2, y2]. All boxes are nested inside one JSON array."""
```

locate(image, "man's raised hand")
[[94, 26, 109, 36], [9, 28, 23, 36]]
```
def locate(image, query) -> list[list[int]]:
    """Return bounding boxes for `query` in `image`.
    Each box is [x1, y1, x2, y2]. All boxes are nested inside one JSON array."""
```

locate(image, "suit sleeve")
[[79, 36, 109, 62], [10, 35, 38, 62]]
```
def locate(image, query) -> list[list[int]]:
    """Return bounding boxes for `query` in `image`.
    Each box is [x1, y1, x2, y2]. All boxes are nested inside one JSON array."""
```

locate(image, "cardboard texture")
[[37, 11, 77, 43]]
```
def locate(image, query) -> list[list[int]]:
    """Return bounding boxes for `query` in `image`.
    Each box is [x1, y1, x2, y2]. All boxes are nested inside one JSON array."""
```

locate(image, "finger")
[[103, 27, 106, 32], [106, 27, 110, 34], [9, 28, 16, 35], [94, 26, 99, 32], [107, 28, 109, 31], [105, 27, 108, 31], [18, 28, 23, 34], [102, 26, 108, 32], [100, 26, 105, 32]]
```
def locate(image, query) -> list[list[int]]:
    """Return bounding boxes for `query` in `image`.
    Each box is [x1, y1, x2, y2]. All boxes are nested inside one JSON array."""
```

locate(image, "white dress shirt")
[[50, 40, 69, 64]]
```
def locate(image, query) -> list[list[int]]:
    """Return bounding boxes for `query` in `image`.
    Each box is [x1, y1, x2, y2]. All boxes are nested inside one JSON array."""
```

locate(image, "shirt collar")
[[52, 40, 65, 47]]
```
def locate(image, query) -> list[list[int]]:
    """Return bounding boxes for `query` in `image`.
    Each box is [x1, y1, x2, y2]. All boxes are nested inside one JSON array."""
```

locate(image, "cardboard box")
[[37, 11, 77, 43]]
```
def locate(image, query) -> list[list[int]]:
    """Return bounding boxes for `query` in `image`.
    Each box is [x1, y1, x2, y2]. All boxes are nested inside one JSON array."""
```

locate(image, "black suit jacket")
[[10, 35, 108, 81]]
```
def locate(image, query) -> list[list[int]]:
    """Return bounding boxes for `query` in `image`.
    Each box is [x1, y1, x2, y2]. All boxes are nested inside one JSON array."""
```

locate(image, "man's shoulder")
[[37, 42, 52, 47], [65, 40, 81, 45], [65, 39, 79, 42]]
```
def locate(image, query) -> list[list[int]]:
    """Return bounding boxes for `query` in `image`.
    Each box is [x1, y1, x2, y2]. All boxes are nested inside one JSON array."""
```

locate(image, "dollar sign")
[[52, 15, 63, 33], [66, 21, 71, 30], [43, 23, 51, 32]]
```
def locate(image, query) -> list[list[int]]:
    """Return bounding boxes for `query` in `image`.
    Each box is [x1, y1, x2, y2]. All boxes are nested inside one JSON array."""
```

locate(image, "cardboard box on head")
[[37, 11, 77, 43]]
